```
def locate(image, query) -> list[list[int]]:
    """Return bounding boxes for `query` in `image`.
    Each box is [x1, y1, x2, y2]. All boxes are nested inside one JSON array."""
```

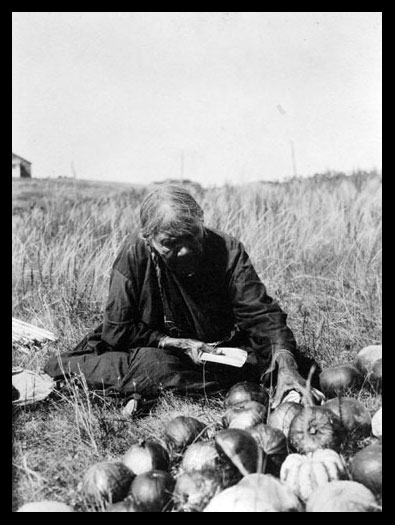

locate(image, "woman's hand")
[[158, 336, 214, 365], [271, 367, 307, 409], [271, 352, 325, 409], [183, 340, 207, 365]]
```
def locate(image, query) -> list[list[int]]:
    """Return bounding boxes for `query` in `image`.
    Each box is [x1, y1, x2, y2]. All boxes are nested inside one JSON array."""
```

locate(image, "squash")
[[288, 406, 343, 453], [324, 397, 371, 438], [203, 473, 303, 512], [371, 407, 382, 438], [164, 416, 206, 451], [355, 345, 382, 376], [369, 358, 382, 393], [122, 440, 170, 475], [173, 469, 223, 512], [181, 440, 237, 487], [105, 497, 141, 512], [280, 449, 348, 502], [305, 480, 379, 512], [203, 484, 275, 512], [180, 440, 220, 472], [224, 381, 269, 408], [215, 428, 264, 476], [319, 364, 363, 397], [223, 400, 267, 429], [267, 401, 303, 438], [129, 470, 175, 512], [245, 424, 288, 475], [17, 500, 74, 512], [81, 461, 135, 505], [350, 442, 382, 497]]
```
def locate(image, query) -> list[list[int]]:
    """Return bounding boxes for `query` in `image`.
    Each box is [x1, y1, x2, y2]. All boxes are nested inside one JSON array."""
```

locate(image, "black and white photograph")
[[12, 12, 382, 512]]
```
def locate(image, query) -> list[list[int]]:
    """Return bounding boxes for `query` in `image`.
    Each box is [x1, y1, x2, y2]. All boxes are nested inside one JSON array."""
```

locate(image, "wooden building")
[[12, 153, 32, 178]]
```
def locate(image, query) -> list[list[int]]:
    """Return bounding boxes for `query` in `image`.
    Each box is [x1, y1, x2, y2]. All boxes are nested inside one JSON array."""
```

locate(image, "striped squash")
[[280, 449, 348, 502]]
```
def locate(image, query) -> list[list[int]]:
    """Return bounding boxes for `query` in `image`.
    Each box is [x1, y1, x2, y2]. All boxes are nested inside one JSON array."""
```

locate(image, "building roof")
[[12, 152, 32, 165]]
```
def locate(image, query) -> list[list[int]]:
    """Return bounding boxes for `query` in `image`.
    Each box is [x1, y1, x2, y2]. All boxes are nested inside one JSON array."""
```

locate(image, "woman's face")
[[150, 221, 205, 277]]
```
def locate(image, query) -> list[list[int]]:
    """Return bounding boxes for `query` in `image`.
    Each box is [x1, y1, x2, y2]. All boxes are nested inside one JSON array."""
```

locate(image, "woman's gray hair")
[[139, 184, 204, 238]]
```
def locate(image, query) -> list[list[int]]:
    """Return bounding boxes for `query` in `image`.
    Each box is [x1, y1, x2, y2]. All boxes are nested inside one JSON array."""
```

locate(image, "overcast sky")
[[12, 12, 382, 186]]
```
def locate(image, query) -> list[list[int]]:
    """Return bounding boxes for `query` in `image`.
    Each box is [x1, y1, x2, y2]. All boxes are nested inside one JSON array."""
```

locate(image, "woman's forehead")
[[157, 217, 203, 237]]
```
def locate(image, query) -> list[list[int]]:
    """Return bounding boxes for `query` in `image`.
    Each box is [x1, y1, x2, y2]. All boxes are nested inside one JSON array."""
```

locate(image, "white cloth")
[[12, 368, 55, 406], [281, 389, 303, 404]]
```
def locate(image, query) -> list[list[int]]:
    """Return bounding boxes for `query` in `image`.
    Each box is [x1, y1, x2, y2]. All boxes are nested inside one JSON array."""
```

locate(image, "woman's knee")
[[130, 347, 189, 368]]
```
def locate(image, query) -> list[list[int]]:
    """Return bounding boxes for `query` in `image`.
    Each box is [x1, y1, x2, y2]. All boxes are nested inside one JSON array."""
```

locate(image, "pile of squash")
[[17, 345, 382, 513]]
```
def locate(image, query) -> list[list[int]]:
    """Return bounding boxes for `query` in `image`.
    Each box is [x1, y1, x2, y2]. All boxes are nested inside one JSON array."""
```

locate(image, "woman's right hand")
[[159, 337, 213, 365]]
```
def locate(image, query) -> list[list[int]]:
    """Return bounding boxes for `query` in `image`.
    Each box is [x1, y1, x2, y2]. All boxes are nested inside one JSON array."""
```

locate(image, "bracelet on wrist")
[[158, 336, 167, 350], [275, 350, 298, 370]]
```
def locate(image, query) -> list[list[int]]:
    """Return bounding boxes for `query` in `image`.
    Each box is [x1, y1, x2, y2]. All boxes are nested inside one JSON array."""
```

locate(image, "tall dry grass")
[[202, 175, 382, 365], [12, 171, 382, 368]]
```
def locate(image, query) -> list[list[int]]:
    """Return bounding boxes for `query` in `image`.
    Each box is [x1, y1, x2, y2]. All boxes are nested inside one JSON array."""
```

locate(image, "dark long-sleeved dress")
[[44, 227, 296, 399]]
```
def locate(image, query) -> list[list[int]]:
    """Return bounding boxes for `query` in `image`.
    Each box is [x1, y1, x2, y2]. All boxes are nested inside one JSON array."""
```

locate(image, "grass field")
[[12, 171, 382, 511]]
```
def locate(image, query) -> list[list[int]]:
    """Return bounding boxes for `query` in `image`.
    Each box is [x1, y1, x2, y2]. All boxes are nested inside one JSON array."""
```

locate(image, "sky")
[[12, 12, 382, 187]]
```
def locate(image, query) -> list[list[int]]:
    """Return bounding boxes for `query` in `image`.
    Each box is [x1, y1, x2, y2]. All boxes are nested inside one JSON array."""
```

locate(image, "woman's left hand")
[[271, 367, 325, 409]]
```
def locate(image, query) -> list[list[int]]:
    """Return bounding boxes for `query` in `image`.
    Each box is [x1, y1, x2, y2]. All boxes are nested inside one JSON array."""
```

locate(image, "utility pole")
[[290, 140, 298, 177], [70, 161, 77, 179], [180, 150, 184, 182], [276, 104, 298, 178]]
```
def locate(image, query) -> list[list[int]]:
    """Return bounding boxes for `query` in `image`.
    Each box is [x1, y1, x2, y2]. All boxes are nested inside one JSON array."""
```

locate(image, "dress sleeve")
[[101, 267, 165, 351], [227, 242, 297, 362]]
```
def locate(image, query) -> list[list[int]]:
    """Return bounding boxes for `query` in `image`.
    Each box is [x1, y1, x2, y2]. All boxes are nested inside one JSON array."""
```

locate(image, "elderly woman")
[[44, 185, 321, 412]]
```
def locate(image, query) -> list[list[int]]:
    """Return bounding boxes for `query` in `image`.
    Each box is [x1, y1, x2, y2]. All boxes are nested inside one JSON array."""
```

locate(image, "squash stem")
[[232, 456, 251, 477]]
